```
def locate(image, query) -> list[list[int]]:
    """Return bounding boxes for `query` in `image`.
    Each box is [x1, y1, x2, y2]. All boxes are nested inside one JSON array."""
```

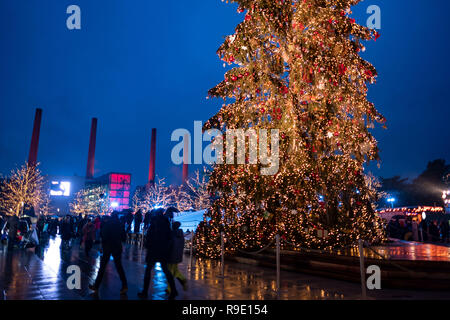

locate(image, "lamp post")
[[387, 197, 396, 209]]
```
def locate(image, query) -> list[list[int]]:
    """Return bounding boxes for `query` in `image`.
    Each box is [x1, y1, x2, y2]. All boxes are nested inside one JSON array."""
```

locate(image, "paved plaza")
[[1, 236, 450, 300]]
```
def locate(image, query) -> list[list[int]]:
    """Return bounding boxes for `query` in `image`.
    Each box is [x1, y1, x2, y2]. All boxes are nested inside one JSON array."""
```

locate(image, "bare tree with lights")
[[197, 0, 386, 258], [172, 186, 192, 213], [0, 162, 45, 216], [185, 169, 211, 211], [141, 177, 174, 211], [131, 191, 144, 212], [39, 192, 54, 216], [70, 186, 110, 216], [173, 169, 212, 212]]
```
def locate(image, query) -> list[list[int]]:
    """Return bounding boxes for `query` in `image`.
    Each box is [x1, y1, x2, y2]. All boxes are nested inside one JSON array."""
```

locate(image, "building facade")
[[87, 173, 132, 212]]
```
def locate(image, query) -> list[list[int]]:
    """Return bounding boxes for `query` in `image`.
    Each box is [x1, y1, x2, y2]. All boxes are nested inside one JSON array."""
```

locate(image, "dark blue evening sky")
[[0, 0, 449, 188]]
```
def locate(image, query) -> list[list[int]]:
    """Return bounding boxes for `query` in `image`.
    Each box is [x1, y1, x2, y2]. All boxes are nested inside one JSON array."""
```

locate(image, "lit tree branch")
[[0, 162, 45, 216]]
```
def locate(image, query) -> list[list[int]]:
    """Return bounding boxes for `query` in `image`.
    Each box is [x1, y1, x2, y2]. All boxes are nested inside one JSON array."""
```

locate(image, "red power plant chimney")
[[182, 163, 189, 184], [182, 134, 189, 183], [28, 108, 43, 167], [86, 118, 98, 180], [148, 128, 157, 184]]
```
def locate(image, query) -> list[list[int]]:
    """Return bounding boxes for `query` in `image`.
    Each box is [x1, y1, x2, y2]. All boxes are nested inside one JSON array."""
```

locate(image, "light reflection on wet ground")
[[1, 236, 450, 300], [331, 240, 450, 262]]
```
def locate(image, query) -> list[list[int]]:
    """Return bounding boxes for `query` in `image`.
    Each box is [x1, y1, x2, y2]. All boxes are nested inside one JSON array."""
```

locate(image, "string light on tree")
[[70, 186, 111, 216], [0, 162, 45, 217]]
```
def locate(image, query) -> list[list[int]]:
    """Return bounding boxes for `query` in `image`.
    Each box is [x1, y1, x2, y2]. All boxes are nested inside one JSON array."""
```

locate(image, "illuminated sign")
[[50, 181, 71, 196]]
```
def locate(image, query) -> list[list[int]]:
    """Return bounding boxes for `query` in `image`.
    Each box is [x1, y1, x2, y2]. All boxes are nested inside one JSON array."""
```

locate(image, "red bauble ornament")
[[374, 32, 381, 41]]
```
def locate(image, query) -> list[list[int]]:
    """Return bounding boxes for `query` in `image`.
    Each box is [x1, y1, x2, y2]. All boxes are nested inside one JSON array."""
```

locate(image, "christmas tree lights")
[[196, 0, 386, 258]]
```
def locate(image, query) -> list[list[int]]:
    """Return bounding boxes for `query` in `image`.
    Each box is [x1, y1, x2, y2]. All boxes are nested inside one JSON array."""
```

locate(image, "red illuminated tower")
[[28, 108, 42, 167], [148, 128, 157, 185], [182, 133, 189, 183], [86, 118, 97, 180]]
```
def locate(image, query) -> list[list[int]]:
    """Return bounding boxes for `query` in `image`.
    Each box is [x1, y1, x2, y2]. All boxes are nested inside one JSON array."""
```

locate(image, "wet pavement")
[[333, 239, 450, 262], [1, 235, 450, 300]]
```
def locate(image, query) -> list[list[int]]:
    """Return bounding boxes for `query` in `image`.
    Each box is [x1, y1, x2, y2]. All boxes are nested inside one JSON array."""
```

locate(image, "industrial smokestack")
[[86, 118, 98, 180], [182, 134, 189, 183], [28, 108, 43, 167], [148, 128, 157, 184]]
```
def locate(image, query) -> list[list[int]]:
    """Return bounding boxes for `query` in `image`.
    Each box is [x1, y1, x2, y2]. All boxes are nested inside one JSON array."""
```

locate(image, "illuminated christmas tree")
[[196, 0, 386, 258]]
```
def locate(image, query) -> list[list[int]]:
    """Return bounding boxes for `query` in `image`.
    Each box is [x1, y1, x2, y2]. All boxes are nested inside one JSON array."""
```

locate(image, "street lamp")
[[387, 197, 396, 209]]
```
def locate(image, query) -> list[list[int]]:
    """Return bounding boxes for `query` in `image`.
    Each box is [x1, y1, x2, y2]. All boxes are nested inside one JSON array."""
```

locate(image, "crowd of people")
[[1, 206, 188, 299], [386, 216, 450, 243], [85, 206, 186, 300], [1, 213, 36, 249]]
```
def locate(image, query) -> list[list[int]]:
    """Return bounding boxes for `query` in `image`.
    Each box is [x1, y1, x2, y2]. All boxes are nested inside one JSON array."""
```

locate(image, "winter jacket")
[[94, 217, 101, 230], [37, 217, 45, 231], [144, 215, 172, 263], [100, 216, 126, 254], [7, 215, 19, 238], [168, 228, 185, 264], [60, 221, 73, 241], [134, 212, 143, 233], [82, 222, 96, 243]]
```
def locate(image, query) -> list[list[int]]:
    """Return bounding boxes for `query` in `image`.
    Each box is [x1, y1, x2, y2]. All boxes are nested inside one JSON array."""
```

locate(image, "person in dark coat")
[[440, 220, 449, 243], [36, 215, 45, 239], [82, 218, 96, 256], [387, 219, 401, 239], [138, 214, 177, 299], [429, 221, 440, 242], [49, 218, 58, 237], [164, 206, 179, 231], [94, 216, 101, 243], [6, 215, 19, 250], [167, 221, 187, 292], [125, 211, 134, 233], [143, 210, 151, 229], [78, 216, 88, 239], [89, 212, 128, 294], [134, 210, 143, 234], [0, 215, 6, 244], [60, 216, 73, 250], [419, 219, 427, 242]]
